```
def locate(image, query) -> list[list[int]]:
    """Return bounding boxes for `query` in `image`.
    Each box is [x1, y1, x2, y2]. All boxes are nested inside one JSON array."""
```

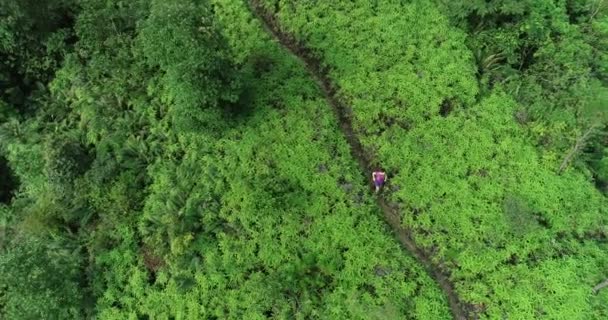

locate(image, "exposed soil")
[[247, 1, 471, 319]]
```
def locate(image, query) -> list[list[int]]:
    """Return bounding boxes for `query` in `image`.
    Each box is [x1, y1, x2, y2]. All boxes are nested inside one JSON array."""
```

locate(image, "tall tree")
[[0, 0, 76, 114], [0, 236, 86, 319], [558, 81, 608, 174], [137, 0, 241, 132]]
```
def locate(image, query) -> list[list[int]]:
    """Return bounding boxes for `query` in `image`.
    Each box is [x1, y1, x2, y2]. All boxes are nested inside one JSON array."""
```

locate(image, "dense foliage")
[[1, 0, 606, 319], [260, 0, 608, 318], [1, 0, 449, 318]]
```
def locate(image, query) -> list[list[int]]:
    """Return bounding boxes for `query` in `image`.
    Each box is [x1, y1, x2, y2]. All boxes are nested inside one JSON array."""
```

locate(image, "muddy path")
[[246, 1, 470, 319]]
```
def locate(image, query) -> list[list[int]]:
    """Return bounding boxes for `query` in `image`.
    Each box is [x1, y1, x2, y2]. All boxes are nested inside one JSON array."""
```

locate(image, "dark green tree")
[[0, 0, 76, 114], [44, 133, 92, 197], [137, 0, 241, 132], [0, 236, 86, 319]]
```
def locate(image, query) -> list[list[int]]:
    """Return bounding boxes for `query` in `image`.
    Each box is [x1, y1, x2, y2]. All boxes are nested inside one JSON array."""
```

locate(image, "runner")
[[372, 169, 387, 193]]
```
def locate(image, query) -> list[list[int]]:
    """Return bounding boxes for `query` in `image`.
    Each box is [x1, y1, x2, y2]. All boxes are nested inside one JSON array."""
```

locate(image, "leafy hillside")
[[258, 0, 608, 318], [1, 0, 607, 319], [1, 0, 449, 318]]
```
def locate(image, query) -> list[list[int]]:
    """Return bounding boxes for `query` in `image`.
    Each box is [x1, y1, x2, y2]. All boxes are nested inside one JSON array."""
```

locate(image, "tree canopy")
[[1, 0, 607, 319]]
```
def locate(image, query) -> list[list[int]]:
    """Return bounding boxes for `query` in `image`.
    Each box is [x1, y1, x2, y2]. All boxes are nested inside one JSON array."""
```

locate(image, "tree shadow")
[[0, 155, 19, 204]]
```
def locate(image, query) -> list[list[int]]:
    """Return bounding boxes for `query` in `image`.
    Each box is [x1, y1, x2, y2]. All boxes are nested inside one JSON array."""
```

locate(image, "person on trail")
[[372, 170, 387, 193]]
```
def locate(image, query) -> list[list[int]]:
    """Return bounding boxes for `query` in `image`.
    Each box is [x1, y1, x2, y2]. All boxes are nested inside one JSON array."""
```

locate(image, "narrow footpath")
[[247, 1, 470, 319]]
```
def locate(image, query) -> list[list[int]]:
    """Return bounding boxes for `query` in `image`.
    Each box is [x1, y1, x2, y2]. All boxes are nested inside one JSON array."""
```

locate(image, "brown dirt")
[[247, 1, 471, 319]]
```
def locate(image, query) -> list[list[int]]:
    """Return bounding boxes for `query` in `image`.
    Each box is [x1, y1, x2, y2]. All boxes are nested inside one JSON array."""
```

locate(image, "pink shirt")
[[374, 172, 385, 183]]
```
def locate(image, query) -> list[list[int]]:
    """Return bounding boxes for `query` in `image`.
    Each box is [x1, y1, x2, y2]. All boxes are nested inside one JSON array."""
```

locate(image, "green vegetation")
[[1, 0, 449, 318], [260, 0, 608, 318], [1, 0, 607, 319]]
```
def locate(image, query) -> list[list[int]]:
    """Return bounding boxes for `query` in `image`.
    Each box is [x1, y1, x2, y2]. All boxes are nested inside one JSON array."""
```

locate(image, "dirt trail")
[[247, 1, 470, 319]]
